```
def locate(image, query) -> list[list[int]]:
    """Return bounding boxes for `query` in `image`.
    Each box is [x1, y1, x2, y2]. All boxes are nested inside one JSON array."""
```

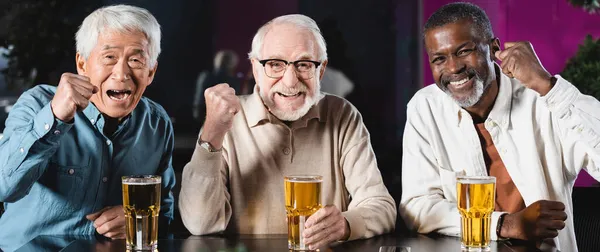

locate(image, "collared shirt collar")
[[246, 85, 325, 128], [82, 102, 132, 134], [82, 102, 103, 126]]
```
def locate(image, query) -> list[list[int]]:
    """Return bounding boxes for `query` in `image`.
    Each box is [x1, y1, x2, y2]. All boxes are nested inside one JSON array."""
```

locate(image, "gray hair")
[[423, 2, 494, 42], [75, 4, 161, 68], [248, 14, 327, 62]]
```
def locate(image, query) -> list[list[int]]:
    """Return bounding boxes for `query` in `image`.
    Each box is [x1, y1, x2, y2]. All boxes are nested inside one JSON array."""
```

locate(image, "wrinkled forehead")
[[424, 20, 481, 53], [96, 29, 149, 50], [260, 23, 319, 60]]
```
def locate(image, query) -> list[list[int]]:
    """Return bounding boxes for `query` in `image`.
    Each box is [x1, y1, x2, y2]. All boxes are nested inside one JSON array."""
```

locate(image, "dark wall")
[[299, 1, 421, 214], [103, 0, 214, 134]]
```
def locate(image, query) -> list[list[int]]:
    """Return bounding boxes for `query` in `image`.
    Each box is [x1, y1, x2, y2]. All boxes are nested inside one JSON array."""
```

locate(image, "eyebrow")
[[431, 41, 474, 56], [101, 45, 120, 51], [101, 45, 146, 55], [295, 54, 315, 61], [263, 53, 316, 61]]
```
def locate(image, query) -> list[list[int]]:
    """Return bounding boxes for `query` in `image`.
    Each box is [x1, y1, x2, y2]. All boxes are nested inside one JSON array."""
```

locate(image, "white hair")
[[248, 14, 327, 61], [75, 4, 161, 68]]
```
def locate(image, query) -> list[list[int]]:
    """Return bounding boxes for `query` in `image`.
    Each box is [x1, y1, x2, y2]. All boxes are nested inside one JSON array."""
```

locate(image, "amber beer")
[[457, 176, 496, 251], [284, 175, 323, 250], [122, 175, 161, 251]]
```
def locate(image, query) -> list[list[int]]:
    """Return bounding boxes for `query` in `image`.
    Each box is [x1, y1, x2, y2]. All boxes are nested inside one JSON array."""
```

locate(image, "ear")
[[251, 58, 260, 82], [146, 62, 158, 86], [318, 60, 328, 80], [250, 58, 262, 94], [490, 37, 501, 61], [76, 52, 87, 75]]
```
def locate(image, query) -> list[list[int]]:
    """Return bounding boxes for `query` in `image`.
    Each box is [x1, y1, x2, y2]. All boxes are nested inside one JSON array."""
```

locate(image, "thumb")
[[504, 41, 517, 49], [494, 50, 503, 61], [86, 206, 111, 221]]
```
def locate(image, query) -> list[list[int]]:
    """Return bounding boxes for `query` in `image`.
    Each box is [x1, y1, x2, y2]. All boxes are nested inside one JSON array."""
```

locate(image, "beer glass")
[[284, 175, 322, 250], [122, 175, 161, 251], [456, 176, 496, 251]]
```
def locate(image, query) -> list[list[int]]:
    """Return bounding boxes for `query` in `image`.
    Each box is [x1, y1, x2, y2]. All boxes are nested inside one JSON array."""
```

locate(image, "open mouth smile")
[[107, 89, 132, 101]]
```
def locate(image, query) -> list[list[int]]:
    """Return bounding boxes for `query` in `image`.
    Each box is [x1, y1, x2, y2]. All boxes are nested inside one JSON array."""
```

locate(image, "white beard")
[[442, 71, 494, 108], [260, 82, 323, 121]]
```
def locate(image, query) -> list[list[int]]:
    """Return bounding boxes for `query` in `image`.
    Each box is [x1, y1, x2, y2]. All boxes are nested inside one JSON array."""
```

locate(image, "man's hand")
[[500, 200, 567, 242], [303, 205, 350, 250], [494, 41, 554, 95], [51, 73, 98, 122], [200, 83, 241, 149], [86, 205, 126, 239]]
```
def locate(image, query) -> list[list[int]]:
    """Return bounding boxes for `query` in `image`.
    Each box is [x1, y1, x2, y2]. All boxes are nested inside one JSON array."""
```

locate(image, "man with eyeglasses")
[[179, 14, 396, 250]]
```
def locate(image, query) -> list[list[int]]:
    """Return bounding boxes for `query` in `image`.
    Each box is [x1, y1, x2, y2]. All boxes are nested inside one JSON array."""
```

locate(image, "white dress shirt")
[[400, 71, 600, 252]]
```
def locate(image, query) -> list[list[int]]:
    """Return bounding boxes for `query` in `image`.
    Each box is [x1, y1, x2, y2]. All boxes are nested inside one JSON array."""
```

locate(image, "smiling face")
[[425, 19, 498, 108], [76, 29, 157, 120], [251, 23, 326, 121]]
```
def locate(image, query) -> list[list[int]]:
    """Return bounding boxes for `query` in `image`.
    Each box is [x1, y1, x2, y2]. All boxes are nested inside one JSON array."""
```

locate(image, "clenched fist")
[[494, 41, 554, 95], [200, 83, 241, 149], [51, 73, 98, 122], [499, 200, 567, 242]]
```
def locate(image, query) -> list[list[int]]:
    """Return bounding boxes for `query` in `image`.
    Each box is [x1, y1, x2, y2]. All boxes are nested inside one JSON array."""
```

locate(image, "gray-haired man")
[[0, 5, 175, 251]]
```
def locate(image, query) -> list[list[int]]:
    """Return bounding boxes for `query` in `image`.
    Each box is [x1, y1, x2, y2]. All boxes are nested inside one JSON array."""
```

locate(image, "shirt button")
[[68, 169, 75, 175], [106, 140, 111, 146], [44, 123, 50, 131], [90, 119, 95, 124], [102, 177, 108, 183], [283, 147, 291, 155], [19, 147, 24, 153], [53, 130, 61, 135]]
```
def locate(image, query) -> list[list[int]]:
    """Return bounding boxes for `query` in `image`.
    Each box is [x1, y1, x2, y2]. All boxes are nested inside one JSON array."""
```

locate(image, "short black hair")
[[423, 2, 494, 41]]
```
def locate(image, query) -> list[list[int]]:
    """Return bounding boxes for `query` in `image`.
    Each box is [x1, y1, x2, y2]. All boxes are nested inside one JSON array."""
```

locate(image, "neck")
[[465, 75, 499, 124], [103, 115, 121, 138]]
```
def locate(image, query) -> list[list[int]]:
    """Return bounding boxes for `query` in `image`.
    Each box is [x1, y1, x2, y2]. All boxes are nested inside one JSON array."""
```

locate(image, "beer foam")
[[122, 181, 161, 185], [285, 175, 323, 183], [285, 179, 323, 183], [456, 176, 495, 184]]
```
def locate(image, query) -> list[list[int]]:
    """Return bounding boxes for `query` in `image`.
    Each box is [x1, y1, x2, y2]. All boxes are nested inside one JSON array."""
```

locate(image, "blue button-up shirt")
[[0, 85, 175, 251]]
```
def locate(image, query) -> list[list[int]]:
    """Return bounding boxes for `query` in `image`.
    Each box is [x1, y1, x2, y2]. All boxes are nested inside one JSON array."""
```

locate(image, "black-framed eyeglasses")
[[258, 59, 321, 79]]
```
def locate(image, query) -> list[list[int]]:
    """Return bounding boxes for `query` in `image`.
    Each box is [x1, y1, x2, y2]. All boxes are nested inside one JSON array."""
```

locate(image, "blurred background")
[[0, 0, 599, 231]]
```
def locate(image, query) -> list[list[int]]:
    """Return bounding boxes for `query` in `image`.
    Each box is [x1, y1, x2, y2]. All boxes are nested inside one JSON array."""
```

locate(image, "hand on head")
[[494, 41, 553, 95]]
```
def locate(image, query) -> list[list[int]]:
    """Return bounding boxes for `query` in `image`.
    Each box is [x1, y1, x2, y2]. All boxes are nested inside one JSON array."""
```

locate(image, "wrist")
[[497, 213, 509, 239], [198, 139, 222, 152], [531, 73, 553, 96], [499, 213, 515, 239], [341, 218, 351, 241], [50, 101, 73, 123], [200, 126, 227, 149]]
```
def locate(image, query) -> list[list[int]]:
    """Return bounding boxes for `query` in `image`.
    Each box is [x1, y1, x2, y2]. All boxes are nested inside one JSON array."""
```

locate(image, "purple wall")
[[215, 0, 298, 76], [422, 0, 600, 187]]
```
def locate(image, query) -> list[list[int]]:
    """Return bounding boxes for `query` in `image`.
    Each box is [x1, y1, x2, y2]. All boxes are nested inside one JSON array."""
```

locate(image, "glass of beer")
[[284, 175, 322, 250], [456, 176, 496, 251], [122, 175, 161, 251]]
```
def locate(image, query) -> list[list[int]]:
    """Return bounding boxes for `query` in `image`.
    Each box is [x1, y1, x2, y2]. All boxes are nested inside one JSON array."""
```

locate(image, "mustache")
[[441, 68, 479, 86], [269, 83, 309, 94]]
